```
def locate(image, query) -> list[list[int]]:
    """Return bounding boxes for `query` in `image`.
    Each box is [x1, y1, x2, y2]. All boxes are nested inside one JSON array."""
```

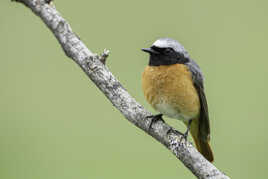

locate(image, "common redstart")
[[141, 38, 214, 162]]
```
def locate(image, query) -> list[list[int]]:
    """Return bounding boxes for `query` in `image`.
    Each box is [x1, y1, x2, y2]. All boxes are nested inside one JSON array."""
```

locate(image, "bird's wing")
[[186, 59, 210, 141]]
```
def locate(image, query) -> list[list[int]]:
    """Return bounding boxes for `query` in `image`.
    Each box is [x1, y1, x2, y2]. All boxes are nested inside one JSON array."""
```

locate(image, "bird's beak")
[[141, 47, 160, 54]]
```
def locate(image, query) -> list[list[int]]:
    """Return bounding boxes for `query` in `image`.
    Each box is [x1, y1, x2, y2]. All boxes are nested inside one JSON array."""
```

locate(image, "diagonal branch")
[[12, 0, 230, 178]]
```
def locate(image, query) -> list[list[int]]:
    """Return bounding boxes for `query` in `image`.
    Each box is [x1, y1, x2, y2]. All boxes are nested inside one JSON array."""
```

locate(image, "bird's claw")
[[166, 128, 187, 146], [146, 114, 164, 130], [179, 131, 189, 144], [179, 119, 192, 144]]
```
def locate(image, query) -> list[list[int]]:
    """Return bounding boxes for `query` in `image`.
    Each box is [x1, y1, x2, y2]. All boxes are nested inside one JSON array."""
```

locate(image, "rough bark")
[[11, 0, 230, 178]]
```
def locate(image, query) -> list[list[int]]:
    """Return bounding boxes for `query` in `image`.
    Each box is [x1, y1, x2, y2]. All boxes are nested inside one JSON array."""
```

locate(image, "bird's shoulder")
[[185, 59, 204, 89]]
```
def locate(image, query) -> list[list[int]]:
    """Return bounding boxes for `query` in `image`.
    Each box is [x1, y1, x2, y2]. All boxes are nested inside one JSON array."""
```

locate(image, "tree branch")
[[12, 0, 230, 178]]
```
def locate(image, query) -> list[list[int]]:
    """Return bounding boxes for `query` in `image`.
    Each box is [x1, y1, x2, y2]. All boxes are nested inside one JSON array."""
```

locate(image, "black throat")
[[148, 53, 189, 66]]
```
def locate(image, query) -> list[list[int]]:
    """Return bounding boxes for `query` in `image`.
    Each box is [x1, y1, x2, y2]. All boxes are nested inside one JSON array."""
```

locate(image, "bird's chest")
[[142, 64, 200, 120]]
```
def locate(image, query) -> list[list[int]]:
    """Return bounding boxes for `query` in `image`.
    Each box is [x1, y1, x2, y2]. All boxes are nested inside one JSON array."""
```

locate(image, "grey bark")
[[12, 0, 230, 178]]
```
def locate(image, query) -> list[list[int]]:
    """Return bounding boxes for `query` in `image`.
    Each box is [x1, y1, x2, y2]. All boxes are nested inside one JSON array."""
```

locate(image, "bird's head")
[[142, 38, 190, 66]]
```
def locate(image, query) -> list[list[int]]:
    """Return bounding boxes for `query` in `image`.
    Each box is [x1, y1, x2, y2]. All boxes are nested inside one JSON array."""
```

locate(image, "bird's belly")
[[142, 64, 200, 121], [154, 101, 191, 121]]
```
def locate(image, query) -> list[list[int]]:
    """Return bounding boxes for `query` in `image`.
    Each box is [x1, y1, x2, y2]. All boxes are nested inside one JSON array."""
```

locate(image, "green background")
[[1, 0, 267, 178]]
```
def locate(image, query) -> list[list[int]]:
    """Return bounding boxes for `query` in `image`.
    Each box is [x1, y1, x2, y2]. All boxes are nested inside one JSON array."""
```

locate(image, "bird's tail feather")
[[189, 119, 214, 162], [192, 135, 214, 162]]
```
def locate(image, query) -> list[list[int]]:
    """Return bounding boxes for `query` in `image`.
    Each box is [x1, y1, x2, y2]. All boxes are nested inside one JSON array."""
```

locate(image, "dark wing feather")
[[186, 59, 210, 141]]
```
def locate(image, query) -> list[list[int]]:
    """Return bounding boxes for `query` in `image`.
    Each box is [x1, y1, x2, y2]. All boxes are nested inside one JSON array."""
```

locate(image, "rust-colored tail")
[[192, 135, 214, 162], [188, 119, 214, 162]]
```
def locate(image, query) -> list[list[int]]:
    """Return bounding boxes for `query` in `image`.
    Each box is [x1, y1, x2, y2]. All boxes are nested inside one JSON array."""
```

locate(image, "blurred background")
[[1, 0, 267, 178]]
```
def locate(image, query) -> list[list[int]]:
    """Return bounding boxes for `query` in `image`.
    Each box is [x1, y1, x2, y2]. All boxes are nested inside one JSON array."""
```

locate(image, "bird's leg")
[[146, 114, 164, 130], [182, 119, 193, 140]]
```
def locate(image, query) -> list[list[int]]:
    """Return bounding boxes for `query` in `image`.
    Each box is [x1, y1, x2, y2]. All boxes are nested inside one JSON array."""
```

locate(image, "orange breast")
[[142, 64, 200, 121]]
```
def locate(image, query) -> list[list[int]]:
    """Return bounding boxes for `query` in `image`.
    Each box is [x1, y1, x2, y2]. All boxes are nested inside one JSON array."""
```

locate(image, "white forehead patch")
[[152, 38, 190, 58]]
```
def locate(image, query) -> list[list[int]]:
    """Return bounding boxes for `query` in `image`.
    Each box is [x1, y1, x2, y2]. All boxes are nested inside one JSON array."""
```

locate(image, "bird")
[[141, 38, 214, 162]]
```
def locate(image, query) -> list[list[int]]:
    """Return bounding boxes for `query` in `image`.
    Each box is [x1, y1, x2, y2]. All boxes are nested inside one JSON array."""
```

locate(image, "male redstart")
[[141, 38, 214, 162]]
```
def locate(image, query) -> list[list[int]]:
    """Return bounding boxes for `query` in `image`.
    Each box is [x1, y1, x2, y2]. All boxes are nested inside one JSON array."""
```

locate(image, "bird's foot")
[[179, 120, 192, 143], [179, 131, 189, 144], [166, 121, 192, 146], [182, 128, 190, 141], [146, 114, 164, 130], [166, 128, 187, 146]]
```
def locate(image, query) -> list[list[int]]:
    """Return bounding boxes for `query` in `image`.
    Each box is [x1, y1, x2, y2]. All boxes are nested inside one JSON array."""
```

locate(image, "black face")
[[142, 46, 189, 66]]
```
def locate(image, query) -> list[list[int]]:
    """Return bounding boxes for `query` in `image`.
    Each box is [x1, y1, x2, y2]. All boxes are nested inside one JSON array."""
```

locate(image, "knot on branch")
[[99, 49, 110, 65]]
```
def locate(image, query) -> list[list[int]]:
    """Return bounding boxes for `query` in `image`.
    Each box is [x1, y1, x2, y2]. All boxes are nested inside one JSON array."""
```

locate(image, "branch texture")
[[12, 0, 230, 178]]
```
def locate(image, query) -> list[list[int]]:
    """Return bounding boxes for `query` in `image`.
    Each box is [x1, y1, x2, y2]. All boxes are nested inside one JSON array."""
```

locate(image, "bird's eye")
[[164, 48, 173, 54]]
